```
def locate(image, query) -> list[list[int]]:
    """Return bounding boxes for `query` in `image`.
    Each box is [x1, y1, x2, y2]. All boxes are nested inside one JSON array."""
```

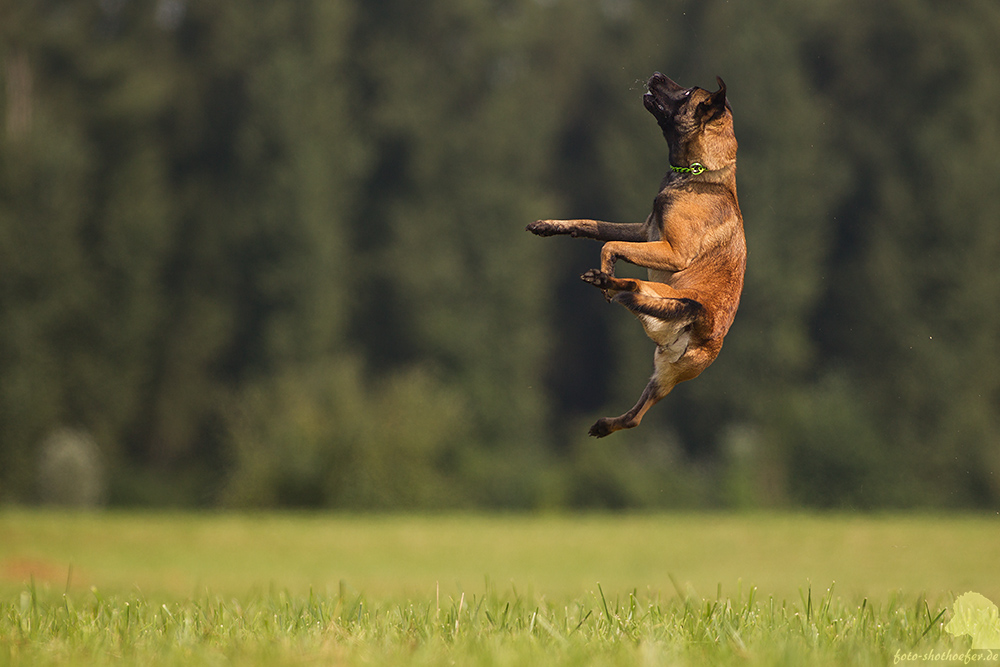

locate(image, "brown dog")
[[527, 73, 746, 437]]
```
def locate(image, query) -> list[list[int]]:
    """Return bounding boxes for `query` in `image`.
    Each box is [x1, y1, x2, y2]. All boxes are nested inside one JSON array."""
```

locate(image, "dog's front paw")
[[526, 220, 563, 237]]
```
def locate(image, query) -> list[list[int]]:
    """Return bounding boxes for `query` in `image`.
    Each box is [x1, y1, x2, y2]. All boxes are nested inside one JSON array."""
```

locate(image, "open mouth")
[[643, 91, 665, 114], [643, 72, 684, 117]]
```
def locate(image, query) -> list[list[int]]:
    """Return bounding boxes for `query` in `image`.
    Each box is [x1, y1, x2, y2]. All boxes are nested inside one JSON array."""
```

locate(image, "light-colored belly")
[[637, 315, 691, 363]]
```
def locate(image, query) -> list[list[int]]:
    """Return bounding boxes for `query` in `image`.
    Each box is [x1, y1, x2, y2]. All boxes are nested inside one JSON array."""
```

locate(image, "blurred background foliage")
[[1, 0, 998, 510]]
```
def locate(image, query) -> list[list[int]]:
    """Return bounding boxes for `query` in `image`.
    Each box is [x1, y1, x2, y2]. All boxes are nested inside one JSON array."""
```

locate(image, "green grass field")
[[2, 511, 998, 665]]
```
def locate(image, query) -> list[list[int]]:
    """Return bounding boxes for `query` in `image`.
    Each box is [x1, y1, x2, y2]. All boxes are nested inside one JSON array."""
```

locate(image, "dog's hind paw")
[[580, 268, 613, 288], [588, 418, 614, 438]]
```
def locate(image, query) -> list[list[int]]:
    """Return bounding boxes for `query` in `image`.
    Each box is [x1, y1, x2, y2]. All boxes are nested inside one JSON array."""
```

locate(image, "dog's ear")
[[698, 77, 729, 122], [712, 77, 727, 107]]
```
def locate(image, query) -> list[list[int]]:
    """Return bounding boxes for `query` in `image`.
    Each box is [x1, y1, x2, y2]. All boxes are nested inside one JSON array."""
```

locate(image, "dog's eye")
[[684, 90, 692, 97]]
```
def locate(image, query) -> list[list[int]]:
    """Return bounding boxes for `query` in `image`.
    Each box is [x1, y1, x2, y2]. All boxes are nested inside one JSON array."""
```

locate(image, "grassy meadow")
[[2, 511, 998, 665]]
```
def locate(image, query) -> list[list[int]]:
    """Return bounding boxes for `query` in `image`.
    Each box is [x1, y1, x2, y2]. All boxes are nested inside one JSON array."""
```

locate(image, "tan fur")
[[527, 73, 746, 437]]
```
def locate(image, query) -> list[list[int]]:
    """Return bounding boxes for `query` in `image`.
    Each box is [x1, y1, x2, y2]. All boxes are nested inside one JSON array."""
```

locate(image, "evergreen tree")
[[806, 0, 1000, 506], [341, 0, 571, 505], [3, 0, 998, 509]]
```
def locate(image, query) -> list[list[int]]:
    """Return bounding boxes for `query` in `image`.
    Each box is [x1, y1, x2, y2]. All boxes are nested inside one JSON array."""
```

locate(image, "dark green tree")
[[4, 0, 998, 510], [804, 0, 1000, 506], [338, 0, 580, 506]]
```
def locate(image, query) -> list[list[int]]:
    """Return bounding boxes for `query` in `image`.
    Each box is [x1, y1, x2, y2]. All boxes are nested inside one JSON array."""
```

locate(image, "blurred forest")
[[2, 0, 999, 510]]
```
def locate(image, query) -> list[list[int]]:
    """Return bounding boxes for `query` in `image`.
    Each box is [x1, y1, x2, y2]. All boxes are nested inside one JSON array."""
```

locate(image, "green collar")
[[670, 162, 706, 175]]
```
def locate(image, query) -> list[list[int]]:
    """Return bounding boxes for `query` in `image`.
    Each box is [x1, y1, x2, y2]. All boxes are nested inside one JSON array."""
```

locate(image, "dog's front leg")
[[599, 240, 690, 276], [527, 219, 646, 242]]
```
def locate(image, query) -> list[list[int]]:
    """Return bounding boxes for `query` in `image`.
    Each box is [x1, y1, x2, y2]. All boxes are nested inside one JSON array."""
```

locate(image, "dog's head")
[[643, 73, 735, 167]]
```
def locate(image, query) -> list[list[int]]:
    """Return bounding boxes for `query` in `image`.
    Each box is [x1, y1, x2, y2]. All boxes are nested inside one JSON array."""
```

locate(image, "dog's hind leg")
[[580, 268, 639, 292], [589, 376, 667, 438], [588, 334, 716, 439], [587, 291, 719, 438], [580, 270, 702, 314], [611, 291, 703, 323]]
